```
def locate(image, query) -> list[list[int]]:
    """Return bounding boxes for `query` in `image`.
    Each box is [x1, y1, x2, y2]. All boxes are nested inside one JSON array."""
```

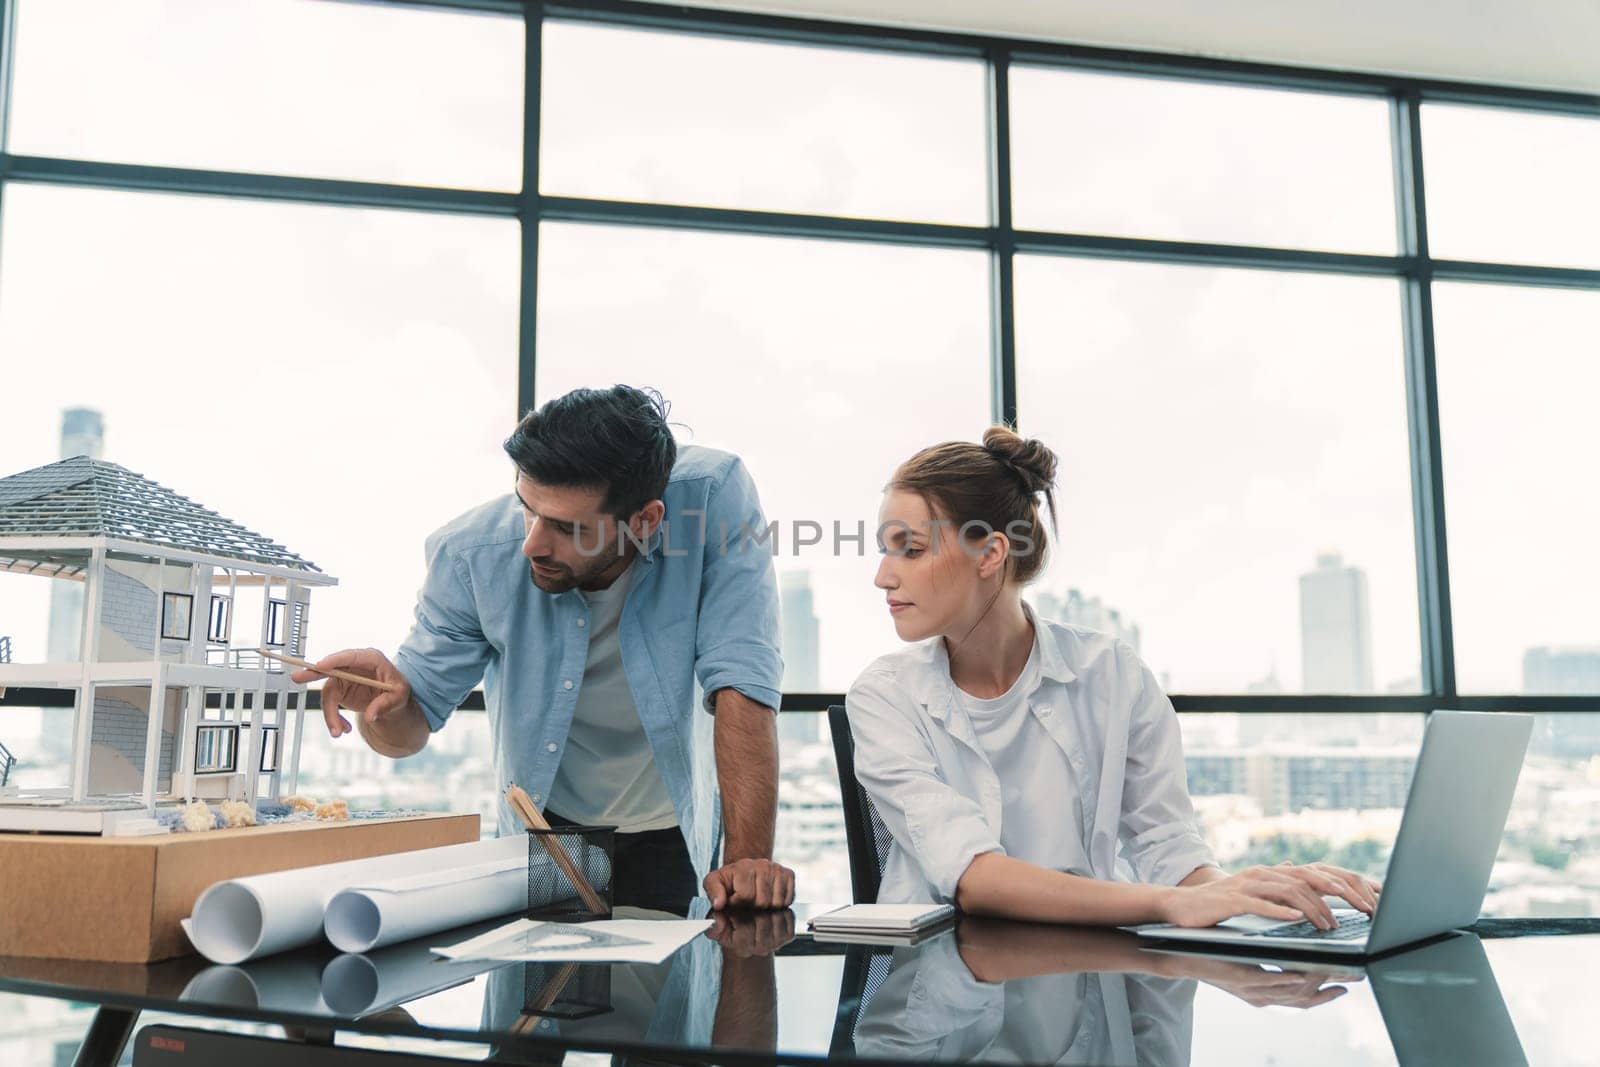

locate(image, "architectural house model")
[[0, 457, 336, 834]]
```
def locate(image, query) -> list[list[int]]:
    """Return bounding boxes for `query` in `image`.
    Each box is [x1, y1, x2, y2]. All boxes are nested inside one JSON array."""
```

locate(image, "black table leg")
[[71, 1006, 140, 1067]]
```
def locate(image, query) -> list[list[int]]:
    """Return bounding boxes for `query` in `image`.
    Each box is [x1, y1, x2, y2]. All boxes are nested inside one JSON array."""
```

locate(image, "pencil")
[[257, 648, 402, 694], [506, 785, 608, 915]]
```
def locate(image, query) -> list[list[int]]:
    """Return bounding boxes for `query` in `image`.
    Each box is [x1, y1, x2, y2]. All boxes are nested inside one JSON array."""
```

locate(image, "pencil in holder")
[[526, 824, 615, 922]]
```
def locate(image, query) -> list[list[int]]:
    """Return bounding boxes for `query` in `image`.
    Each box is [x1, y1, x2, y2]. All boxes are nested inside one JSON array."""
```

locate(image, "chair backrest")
[[827, 704, 894, 905]]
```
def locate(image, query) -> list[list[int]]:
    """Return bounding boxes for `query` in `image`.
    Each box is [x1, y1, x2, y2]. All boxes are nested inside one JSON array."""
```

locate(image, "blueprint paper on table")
[[323, 843, 610, 955], [184, 835, 612, 964], [431, 917, 710, 964]]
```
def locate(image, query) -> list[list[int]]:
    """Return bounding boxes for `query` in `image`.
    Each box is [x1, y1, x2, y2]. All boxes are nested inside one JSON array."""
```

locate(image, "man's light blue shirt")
[[394, 444, 784, 879]]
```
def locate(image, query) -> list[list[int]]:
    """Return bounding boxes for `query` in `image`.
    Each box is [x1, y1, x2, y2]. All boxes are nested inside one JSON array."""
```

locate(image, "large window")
[[1433, 283, 1600, 695], [1010, 68, 1396, 252], [535, 221, 992, 689], [8, 0, 523, 190], [540, 21, 988, 223], [1422, 103, 1600, 270], [3, 0, 1598, 924], [1015, 260, 1420, 694]]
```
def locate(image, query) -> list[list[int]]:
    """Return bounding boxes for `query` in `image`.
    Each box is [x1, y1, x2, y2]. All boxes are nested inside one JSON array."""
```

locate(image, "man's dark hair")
[[503, 385, 678, 518]]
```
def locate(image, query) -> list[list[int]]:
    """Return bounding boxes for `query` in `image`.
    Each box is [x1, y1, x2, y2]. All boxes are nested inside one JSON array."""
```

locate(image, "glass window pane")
[[1183, 711, 1600, 919], [778, 718, 852, 906], [1015, 257, 1421, 693], [540, 22, 988, 224], [0, 184, 519, 662], [1180, 712, 1424, 883], [1497, 713, 1600, 917], [1424, 104, 1600, 270], [1434, 283, 1600, 694], [8, 0, 523, 191], [1010, 68, 1396, 253], [535, 221, 993, 690]]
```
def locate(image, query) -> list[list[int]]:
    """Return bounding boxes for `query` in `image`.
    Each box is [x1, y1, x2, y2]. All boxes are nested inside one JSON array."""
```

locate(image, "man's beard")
[[528, 546, 623, 594]]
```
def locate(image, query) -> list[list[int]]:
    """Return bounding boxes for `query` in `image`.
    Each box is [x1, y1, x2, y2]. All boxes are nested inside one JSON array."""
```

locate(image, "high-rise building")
[[1034, 587, 1142, 652], [1299, 551, 1373, 694], [778, 568, 821, 746], [46, 409, 104, 666]]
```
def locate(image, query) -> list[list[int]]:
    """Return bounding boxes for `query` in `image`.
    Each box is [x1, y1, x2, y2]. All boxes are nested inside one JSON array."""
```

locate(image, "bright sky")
[[1, 0, 1596, 697]]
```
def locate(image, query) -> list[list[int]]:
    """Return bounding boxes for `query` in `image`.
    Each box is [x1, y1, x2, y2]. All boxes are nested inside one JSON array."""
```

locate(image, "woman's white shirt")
[[955, 635, 1091, 881], [845, 603, 1217, 904]]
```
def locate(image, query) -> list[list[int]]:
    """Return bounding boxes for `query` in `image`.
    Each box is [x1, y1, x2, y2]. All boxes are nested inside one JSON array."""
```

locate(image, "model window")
[[160, 592, 193, 641], [194, 724, 238, 774], [265, 599, 286, 647], [207, 594, 232, 643], [260, 726, 279, 773]]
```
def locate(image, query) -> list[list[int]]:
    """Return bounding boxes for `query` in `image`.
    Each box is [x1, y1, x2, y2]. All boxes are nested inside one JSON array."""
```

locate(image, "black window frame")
[[207, 593, 232, 644], [193, 723, 239, 775], [159, 591, 193, 642]]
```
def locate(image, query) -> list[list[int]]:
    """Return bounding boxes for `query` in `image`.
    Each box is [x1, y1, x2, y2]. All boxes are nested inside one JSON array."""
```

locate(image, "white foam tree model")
[[0, 458, 337, 831]]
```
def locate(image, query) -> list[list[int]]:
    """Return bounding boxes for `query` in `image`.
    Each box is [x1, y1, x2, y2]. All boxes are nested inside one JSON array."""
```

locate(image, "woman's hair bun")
[[981, 426, 1057, 495]]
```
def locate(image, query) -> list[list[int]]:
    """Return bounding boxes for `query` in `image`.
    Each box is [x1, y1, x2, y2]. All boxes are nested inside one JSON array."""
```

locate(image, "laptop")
[[1133, 710, 1533, 956]]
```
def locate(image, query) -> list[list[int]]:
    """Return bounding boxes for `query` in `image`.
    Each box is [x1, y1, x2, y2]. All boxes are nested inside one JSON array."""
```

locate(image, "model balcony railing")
[[0, 739, 14, 788], [0, 635, 11, 664], [203, 648, 283, 672]]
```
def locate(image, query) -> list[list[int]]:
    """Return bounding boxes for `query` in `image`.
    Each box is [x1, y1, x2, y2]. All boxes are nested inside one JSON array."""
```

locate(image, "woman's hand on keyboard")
[[1160, 866, 1344, 930], [1272, 861, 1382, 915]]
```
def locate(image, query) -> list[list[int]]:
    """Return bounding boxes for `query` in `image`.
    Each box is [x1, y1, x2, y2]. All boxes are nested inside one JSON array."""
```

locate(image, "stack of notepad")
[[806, 903, 956, 945]]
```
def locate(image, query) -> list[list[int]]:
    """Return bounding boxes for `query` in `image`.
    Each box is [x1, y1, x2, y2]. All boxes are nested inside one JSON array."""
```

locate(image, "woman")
[[846, 427, 1381, 929]]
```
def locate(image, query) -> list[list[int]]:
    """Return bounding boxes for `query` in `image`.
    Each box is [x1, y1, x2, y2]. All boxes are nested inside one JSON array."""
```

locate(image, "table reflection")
[[480, 905, 796, 1061], [847, 921, 1525, 1067]]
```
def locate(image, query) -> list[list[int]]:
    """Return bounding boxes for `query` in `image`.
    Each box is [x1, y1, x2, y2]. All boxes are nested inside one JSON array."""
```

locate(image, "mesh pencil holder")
[[526, 824, 616, 922]]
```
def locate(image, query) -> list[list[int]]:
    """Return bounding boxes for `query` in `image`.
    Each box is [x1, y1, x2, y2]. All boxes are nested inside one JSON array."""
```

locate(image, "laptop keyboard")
[[1246, 913, 1371, 940]]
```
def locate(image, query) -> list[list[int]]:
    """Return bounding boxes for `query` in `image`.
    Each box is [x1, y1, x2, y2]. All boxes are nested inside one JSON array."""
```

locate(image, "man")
[[296, 385, 795, 911]]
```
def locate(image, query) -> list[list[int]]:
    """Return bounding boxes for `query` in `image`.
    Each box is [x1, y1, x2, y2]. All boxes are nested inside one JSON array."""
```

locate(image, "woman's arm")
[[955, 852, 1173, 925], [955, 851, 1349, 929]]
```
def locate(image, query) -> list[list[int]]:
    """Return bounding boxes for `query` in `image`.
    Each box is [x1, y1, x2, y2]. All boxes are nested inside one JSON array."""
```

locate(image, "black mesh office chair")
[[827, 704, 895, 905], [825, 706, 920, 1056]]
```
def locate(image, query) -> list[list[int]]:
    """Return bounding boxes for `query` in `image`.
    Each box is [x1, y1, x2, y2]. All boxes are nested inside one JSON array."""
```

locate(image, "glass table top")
[[2, 904, 1597, 1066]]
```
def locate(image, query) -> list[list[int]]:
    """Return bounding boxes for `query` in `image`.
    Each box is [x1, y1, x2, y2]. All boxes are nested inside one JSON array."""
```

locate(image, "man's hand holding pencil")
[[289, 648, 432, 758]]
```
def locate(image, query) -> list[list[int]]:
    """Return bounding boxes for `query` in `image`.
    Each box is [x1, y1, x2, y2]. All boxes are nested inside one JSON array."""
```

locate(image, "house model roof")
[[0, 457, 324, 574]]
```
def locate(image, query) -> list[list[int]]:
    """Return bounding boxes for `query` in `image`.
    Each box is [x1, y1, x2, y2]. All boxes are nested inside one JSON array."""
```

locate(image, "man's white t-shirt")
[[546, 558, 678, 833], [955, 637, 1091, 877]]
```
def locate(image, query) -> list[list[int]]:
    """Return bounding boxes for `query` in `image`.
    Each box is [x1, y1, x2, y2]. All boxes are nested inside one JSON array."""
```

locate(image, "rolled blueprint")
[[186, 834, 613, 965], [324, 841, 610, 954], [185, 836, 522, 964]]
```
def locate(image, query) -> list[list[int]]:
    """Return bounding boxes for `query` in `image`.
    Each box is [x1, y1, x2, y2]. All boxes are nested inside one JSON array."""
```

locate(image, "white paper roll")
[[186, 835, 534, 964], [324, 839, 613, 954]]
